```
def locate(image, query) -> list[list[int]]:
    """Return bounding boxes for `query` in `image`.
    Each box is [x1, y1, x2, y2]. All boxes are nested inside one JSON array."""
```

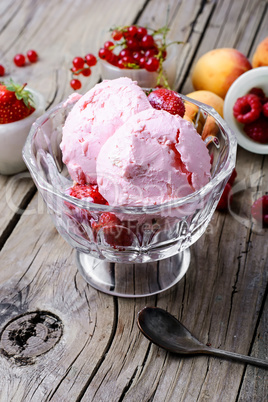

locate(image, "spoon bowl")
[[137, 307, 268, 369]]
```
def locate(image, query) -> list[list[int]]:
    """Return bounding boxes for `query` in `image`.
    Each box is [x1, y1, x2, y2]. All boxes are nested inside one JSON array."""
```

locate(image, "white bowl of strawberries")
[[0, 80, 46, 175]]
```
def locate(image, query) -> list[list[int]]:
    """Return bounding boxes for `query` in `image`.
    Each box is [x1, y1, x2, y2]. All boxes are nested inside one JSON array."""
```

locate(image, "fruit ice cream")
[[96, 108, 211, 206], [60, 77, 151, 184], [61, 78, 211, 208]]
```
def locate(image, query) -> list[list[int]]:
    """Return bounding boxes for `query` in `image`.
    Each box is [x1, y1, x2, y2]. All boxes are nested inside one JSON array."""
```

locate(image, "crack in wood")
[[0, 0, 24, 36], [196, 358, 210, 401], [2, 0, 37, 56], [177, 0, 217, 92], [0, 184, 36, 252], [74, 297, 119, 401]]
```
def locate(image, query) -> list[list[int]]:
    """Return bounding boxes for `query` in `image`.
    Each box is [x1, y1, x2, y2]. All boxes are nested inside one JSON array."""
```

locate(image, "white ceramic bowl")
[[0, 88, 46, 175], [100, 43, 178, 89], [224, 67, 268, 154]]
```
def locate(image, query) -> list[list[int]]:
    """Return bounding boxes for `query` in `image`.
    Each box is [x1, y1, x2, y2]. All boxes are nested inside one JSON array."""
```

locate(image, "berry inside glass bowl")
[[23, 91, 236, 297]]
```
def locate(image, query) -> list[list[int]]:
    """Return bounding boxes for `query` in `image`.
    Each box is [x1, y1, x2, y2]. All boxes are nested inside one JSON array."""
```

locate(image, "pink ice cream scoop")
[[60, 77, 151, 184], [96, 108, 211, 206]]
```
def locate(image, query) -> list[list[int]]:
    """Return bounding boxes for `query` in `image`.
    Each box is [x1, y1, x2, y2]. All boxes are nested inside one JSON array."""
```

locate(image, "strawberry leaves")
[[5, 79, 34, 108]]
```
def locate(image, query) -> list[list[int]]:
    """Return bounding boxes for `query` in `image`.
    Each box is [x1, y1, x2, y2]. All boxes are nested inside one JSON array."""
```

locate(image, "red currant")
[[109, 54, 119, 66], [27, 49, 38, 63], [85, 53, 97, 66], [141, 34, 155, 49], [145, 57, 160, 72], [133, 51, 143, 62], [127, 25, 138, 37], [70, 79, 81, 90], [0, 64, 5, 76], [117, 59, 125, 69], [112, 30, 123, 41], [119, 49, 132, 58], [122, 55, 135, 65], [139, 57, 146, 68], [126, 38, 140, 51], [145, 47, 159, 58], [14, 54, 26, 67], [136, 27, 147, 39], [162, 49, 167, 59], [81, 68, 91, 77], [72, 57, 84, 69], [71, 66, 81, 75], [104, 41, 114, 50], [98, 48, 108, 59]]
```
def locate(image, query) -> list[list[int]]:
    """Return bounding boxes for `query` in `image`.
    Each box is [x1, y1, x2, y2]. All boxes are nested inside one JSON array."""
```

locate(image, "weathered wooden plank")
[[0, 194, 116, 401], [0, 173, 36, 248], [138, 0, 216, 91], [181, 0, 267, 94], [78, 0, 268, 399], [0, 0, 267, 401], [0, 0, 149, 105]]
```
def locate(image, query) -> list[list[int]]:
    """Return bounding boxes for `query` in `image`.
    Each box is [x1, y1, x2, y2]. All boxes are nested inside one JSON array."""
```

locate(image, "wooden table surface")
[[0, 0, 267, 401]]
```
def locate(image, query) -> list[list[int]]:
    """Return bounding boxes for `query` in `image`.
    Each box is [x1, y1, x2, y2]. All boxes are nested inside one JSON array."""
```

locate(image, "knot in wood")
[[0, 311, 63, 361]]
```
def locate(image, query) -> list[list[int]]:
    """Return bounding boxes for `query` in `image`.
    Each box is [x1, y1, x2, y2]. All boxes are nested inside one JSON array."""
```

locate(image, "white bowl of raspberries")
[[224, 67, 268, 154], [0, 80, 46, 175]]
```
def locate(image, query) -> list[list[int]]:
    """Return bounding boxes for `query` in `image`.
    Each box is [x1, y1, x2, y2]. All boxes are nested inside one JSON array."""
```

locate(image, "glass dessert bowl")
[[23, 93, 237, 297]]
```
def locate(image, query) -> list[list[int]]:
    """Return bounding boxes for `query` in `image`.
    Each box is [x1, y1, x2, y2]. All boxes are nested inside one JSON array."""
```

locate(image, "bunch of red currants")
[[70, 54, 97, 90], [98, 25, 166, 72], [69, 24, 176, 90]]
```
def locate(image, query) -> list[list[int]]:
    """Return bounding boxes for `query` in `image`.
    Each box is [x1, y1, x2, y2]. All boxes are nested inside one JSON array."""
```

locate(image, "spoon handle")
[[205, 347, 268, 369]]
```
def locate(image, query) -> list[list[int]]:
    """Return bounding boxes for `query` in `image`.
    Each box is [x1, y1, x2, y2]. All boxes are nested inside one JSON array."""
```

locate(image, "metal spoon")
[[137, 307, 268, 369]]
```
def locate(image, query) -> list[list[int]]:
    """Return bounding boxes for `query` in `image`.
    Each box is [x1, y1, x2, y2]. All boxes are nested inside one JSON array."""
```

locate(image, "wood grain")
[[0, 0, 267, 401], [0, 173, 36, 249]]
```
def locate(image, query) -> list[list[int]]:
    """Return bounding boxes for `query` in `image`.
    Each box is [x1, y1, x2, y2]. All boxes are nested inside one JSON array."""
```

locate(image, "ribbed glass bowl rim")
[[23, 93, 237, 215]]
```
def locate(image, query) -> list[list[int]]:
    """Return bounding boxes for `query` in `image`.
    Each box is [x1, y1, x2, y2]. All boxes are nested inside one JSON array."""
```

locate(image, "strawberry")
[[68, 183, 108, 204], [65, 183, 108, 224], [92, 212, 133, 248], [0, 79, 35, 124], [147, 88, 185, 117]]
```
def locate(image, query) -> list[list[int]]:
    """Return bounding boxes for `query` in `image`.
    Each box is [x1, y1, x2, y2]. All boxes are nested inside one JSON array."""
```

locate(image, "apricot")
[[252, 37, 268, 68], [184, 90, 225, 139], [191, 48, 252, 99], [185, 90, 224, 117]]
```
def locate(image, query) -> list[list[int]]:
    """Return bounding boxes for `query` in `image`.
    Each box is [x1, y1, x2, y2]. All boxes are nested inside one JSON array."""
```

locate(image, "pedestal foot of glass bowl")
[[76, 249, 191, 298]]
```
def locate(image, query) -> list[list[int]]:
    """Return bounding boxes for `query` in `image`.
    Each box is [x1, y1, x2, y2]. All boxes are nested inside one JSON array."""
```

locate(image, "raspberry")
[[263, 102, 268, 118], [244, 116, 268, 144], [249, 87, 265, 99], [251, 195, 268, 226], [92, 212, 133, 247], [233, 94, 262, 124]]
